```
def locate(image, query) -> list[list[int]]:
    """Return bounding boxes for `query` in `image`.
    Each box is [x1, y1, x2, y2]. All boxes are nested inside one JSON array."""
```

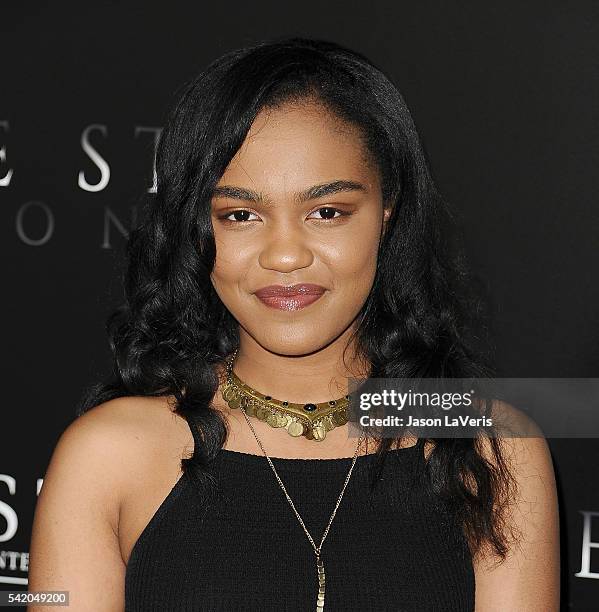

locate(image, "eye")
[[218, 209, 259, 223], [308, 207, 350, 221]]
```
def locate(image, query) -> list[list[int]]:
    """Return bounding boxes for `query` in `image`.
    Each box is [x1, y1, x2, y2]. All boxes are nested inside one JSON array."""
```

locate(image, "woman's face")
[[210, 100, 390, 356]]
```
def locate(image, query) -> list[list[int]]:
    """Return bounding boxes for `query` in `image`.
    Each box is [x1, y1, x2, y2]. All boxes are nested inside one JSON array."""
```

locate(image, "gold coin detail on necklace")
[[222, 385, 237, 402], [281, 414, 292, 428], [228, 394, 241, 410], [322, 415, 335, 432], [287, 420, 304, 437], [275, 413, 289, 428], [312, 424, 326, 441], [255, 406, 269, 421], [267, 412, 284, 428]]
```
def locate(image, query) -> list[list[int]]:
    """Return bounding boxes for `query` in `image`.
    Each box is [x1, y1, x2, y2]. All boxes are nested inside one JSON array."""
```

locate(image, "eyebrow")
[[211, 179, 368, 205]]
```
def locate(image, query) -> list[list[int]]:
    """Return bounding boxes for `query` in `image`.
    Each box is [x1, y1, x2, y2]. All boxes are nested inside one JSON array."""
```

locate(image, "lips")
[[254, 283, 326, 298], [254, 283, 326, 311]]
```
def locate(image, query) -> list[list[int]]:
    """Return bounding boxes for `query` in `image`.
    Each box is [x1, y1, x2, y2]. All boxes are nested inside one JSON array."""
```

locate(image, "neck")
[[226, 329, 370, 405], [211, 327, 376, 459]]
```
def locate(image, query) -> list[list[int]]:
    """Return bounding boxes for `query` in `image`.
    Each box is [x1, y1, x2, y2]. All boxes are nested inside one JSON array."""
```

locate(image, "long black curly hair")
[[77, 36, 516, 562]]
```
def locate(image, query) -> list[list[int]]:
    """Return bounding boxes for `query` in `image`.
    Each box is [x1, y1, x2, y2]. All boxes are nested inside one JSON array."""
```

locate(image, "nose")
[[258, 223, 314, 273]]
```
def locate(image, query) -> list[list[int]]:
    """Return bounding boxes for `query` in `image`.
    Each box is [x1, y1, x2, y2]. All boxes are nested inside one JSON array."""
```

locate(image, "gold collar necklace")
[[220, 349, 350, 441]]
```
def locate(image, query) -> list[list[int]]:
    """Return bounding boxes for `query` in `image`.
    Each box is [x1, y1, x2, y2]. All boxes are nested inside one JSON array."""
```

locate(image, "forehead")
[[218, 101, 379, 190]]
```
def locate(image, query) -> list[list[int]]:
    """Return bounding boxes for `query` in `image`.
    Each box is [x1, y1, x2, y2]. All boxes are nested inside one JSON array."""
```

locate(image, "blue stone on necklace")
[[303, 403, 317, 412]]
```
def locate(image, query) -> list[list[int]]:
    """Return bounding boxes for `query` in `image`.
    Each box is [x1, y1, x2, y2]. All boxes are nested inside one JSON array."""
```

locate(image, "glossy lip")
[[254, 283, 326, 298], [254, 284, 326, 311]]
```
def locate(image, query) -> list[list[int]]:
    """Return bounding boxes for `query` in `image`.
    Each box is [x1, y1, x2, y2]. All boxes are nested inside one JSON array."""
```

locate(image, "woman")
[[28, 37, 559, 611]]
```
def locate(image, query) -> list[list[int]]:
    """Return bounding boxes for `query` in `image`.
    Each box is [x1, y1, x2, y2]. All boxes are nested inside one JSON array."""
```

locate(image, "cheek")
[[325, 229, 380, 289], [210, 237, 251, 288], [313, 243, 378, 333], [210, 249, 242, 303]]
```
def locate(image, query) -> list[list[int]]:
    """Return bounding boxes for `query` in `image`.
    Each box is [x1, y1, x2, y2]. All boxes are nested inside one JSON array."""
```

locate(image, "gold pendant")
[[316, 555, 326, 611]]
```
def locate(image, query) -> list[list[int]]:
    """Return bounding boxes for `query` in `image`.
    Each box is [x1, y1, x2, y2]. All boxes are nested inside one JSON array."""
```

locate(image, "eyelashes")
[[216, 206, 353, 225]]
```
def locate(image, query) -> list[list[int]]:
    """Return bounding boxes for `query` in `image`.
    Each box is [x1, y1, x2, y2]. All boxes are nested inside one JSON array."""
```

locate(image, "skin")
[[26, 100, 559, 610]]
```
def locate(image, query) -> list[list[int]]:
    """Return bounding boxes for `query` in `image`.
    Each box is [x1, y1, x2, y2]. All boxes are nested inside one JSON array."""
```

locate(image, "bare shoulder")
[[476, 399, 555, 489], [472, 399, 560, 611], [27, 395, 189, 611], [54, 395, 186, 484], [70, 395, 191, 496], [75, 393, 182, 431], [44, 396, 166, 507]]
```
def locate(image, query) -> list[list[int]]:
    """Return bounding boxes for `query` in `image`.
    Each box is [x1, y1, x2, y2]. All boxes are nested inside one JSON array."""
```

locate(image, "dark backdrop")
[[1, 2, 597, 609]]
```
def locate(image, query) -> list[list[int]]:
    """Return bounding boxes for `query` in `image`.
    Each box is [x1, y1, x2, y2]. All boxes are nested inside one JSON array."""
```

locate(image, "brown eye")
[[309, 207, 345, 220], [219, 210, 259, 223]]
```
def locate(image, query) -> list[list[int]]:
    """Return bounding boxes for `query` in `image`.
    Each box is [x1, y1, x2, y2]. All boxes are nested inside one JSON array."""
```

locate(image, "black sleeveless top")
[[125, 417, 475, 611]]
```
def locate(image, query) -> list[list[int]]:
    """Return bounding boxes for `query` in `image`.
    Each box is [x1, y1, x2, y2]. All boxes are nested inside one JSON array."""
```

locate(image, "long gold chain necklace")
[[221, 349, 349, 441], [222, 351, 364, 611]]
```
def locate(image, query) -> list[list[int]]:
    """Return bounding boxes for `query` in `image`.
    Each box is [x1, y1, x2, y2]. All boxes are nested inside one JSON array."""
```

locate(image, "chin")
[[248, 327, 348, 357]]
